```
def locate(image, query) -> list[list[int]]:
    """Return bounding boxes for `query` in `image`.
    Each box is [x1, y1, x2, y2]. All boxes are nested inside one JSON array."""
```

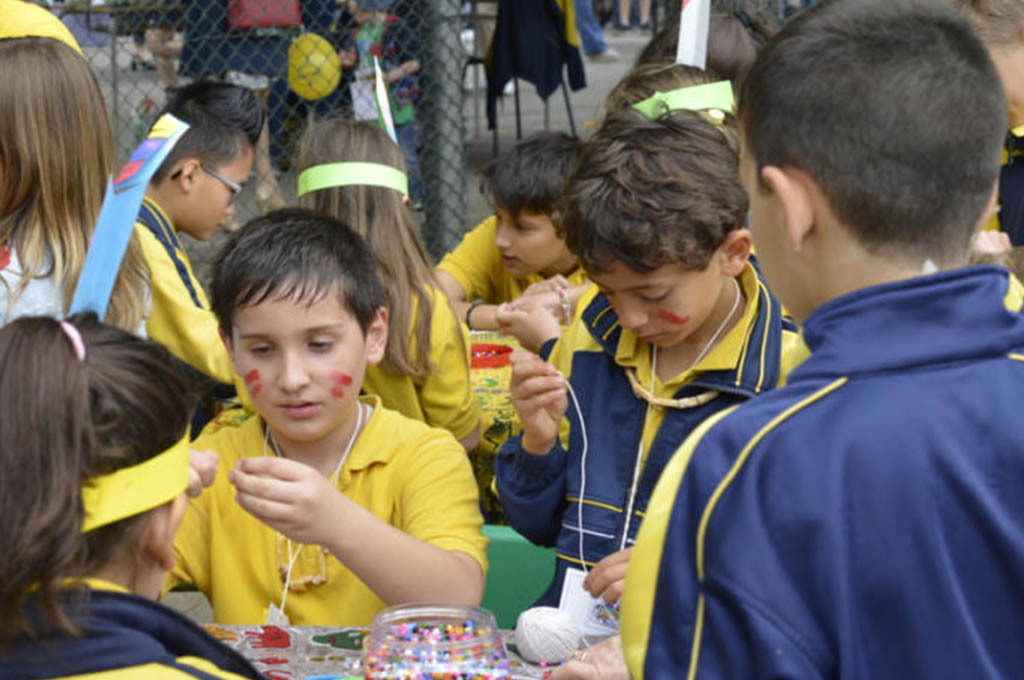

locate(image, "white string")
[[569, 277, 743, 571], [262, 402, 365, 617]]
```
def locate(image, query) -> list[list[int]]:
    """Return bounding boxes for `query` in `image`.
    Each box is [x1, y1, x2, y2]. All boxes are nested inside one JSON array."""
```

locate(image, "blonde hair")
[[295, 119, 437, 377], [950, 0, 1024, 46], [0, 38, 147, 330]]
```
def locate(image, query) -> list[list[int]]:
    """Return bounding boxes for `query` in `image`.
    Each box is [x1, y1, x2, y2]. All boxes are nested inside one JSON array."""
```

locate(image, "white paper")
[[558, 567, 621, 637], [675, 0, 711, 70], [266, 602, 291, 626]]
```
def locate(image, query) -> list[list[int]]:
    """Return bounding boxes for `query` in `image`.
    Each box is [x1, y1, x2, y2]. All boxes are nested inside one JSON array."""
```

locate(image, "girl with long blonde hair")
[[296, 119, 480, 452], [0, 24, 147, 331]]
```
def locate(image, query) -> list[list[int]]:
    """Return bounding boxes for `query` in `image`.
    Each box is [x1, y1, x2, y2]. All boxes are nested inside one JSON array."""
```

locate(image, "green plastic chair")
[[481, 524, 555, 629]]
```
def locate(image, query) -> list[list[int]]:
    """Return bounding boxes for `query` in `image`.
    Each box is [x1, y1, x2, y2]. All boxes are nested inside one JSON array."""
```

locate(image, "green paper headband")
[[633, 80, 734, 121], [297, 162, 409, 198]]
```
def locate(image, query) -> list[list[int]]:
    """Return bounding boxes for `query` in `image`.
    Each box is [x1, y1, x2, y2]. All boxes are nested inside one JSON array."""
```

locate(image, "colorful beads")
[[364, 605, 509, 679]]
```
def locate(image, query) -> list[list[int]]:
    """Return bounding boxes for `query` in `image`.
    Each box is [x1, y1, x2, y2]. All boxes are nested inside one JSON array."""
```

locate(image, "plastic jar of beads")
[[363, 603, 510, 679]]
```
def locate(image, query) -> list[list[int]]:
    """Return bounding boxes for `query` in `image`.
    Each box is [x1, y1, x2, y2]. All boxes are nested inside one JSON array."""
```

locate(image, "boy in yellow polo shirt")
[[136, 80, 261, 387], [165, 208, 487, 626], [436, 132, 590, 349]]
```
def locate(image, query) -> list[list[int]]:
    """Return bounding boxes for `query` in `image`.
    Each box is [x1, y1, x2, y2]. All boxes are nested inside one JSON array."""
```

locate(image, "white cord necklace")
[[574, 276, 743, 571], [262, 402, 365, 618]]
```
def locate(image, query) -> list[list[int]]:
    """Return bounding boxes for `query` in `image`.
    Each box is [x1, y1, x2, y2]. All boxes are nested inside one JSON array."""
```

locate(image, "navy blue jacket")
[[1, 588, 264, 680], [623, 266, 1024, 679], [497, 265, 798, 606]]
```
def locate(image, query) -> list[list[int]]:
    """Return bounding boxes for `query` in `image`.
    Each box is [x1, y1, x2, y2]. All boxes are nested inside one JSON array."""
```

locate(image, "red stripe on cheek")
[[655, 309, 691, 325], [244, 369, 262, 396], [330, 387, 346, 398], [330, 372, 354, 386]]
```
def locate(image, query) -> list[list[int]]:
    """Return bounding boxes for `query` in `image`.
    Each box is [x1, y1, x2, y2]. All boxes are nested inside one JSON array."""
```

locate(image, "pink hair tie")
[[59, 320, 86, 361]]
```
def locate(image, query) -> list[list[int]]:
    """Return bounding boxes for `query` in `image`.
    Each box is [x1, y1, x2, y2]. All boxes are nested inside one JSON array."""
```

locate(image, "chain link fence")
[[44, 0, 470, 270]]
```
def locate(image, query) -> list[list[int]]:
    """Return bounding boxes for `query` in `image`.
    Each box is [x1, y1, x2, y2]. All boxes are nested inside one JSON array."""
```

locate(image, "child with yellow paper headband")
[[294, 119, 481, 453], [496, 89, 804, 618], [0, 314, 262, 680], [166, 208, 487, 626]]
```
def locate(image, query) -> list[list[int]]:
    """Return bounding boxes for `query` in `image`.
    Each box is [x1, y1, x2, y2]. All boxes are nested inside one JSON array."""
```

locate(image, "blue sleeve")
[[494, 435, 567, 547]]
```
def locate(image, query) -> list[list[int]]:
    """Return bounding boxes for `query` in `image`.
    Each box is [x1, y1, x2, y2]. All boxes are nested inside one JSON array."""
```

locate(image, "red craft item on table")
[[471, 343, 513, 369]]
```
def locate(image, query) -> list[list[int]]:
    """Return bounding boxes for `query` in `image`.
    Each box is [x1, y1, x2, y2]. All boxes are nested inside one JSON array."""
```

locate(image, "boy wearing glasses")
[[136, 80, 262, 387]]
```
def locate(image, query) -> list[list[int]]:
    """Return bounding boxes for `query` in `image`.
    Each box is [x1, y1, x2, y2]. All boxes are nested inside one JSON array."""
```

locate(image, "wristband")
[[465, 299, 486, 329]]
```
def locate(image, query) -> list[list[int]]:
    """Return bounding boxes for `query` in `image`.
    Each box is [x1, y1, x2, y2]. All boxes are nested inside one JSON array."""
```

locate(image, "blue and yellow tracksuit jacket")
[[1, 587, 264, 679], [496, 263, 801, 606], [622, 266, 1024, 679]]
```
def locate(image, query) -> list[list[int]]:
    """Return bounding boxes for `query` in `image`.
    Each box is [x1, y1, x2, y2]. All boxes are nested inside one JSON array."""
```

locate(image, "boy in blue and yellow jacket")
[[137, 80, 261, 390], [621, 1, 1024, 678], [496, 106, 803, 616]]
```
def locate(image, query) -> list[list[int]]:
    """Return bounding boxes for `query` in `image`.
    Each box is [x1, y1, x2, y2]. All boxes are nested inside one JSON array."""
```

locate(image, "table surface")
[[208, 624, 548, 679]]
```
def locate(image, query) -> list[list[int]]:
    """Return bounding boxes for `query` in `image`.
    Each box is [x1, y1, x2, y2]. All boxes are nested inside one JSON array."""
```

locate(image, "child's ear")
[[172, 159, 202, 194], [364, 307, 388, 366], [717, 229, 752, 278], [761, 165, 815, 253], [143, 494, 187, 573]]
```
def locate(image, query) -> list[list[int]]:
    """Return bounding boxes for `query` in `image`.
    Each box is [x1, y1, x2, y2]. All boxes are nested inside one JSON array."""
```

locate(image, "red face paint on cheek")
[[244, 369, 262, 396], [655, 309, 691, 326], [329, 372, 354, 399]]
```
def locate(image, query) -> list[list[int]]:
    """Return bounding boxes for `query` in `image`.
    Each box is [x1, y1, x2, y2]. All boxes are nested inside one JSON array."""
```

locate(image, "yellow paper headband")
[[633, 80, 734, 122], [81, 433, 190, 533], [0, 0, 83, 54], [297, 162, 409, 198]]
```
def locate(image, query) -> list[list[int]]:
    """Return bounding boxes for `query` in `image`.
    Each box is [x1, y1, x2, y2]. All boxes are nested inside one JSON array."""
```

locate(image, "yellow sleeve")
[[435, 216, 503, 303], [416, 289, 481, 440], [137, 225, 235, 385], [56, 661, 254, 679], [395, 427, 489, 573]]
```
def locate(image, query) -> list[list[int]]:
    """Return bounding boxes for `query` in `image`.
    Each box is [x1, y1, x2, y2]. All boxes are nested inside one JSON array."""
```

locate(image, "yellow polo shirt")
[[165, 397, 488, 626], [437, 215, 589, 306], [363, 286, 481, 440]]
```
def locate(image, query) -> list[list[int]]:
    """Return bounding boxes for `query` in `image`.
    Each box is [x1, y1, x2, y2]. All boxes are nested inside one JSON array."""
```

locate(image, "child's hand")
[[508, 350, 567, 455], [971, 230, 1012, 257], [522, 275, 572, 297], [187, 448, 219, 498], [495, 302, 562, 353], [229, 456, 345, 546], [547, 635, 628, 680], [339, 49, 357, 68], [583, 548, 632, 604]]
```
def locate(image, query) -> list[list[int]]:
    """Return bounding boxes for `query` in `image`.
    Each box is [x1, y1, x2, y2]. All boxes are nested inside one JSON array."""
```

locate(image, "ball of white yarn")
[[514, 606, 581, 664]]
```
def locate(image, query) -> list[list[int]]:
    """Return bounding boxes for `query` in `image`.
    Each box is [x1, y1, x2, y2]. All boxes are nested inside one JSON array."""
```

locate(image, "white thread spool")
[[514, 607, 581, 664]]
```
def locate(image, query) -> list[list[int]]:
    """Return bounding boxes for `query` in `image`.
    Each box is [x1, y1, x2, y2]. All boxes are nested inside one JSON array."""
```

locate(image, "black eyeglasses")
[[201, 164, 244, 203]]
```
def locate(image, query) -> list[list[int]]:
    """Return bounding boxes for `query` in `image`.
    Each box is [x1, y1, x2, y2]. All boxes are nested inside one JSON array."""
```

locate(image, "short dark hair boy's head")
[[151, 80, 264, 183], [559, 110, 747, 274], [480, 131, 582, 216], [740, 0, 1006, 262], [211, 208, 387, 337]]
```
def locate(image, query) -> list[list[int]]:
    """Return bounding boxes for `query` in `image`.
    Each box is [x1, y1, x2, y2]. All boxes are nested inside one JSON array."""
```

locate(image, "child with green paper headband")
[[295, 119, 481, 454]]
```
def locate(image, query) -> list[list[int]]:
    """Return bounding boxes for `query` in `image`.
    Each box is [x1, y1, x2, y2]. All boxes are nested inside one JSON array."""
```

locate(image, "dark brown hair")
[[741, 0, 1006, 263], [558, 110, 747, 274], [635, 11, 774, 91], [0, 314, 199, 637]]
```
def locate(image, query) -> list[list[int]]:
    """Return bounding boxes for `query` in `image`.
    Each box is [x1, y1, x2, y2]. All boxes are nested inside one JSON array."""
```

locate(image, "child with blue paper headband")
[[295, 118, 481, 453], [0, 314, 262, 680], [0, 0, 148, 332]]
